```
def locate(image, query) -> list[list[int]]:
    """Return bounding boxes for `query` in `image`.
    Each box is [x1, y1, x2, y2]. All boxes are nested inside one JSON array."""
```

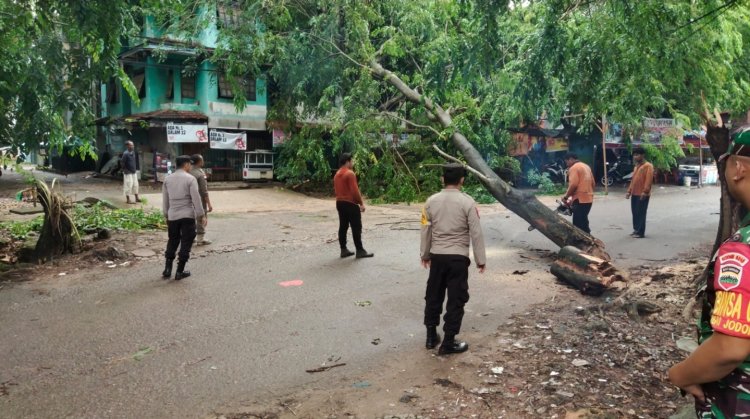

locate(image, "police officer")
[[669, 129, 750, 416], [420, 164, 486, 355], [162, 155, 206, 280]]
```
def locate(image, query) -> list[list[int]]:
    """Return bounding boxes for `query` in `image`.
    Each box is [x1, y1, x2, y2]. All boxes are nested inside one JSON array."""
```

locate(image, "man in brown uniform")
[[333, 153, 373, 259], [625, 148, 654, 238], [190, 154, 213, 245], [420, 164, 486, 355], [562, 153, 595, 234]]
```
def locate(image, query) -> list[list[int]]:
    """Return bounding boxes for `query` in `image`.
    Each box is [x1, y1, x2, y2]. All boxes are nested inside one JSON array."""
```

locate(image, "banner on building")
[[166, 122, 209, 143], [210, 130, 247, 150], [272, 129, 290, 147], [545, 137, 568, 152], [643, 118, 675, 130]]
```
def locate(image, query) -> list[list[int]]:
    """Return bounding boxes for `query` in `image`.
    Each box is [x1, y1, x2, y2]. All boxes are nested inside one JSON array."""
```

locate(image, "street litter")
[[371, 338, 381, 345], [279, 280, 303, 287], [132, 347, 153, 361], [572, 359, 590, 367], [305, 362, 346, 373], [353, 381, 371, 388], [354, 300, 372, 307], [490, 366, 504, 374]]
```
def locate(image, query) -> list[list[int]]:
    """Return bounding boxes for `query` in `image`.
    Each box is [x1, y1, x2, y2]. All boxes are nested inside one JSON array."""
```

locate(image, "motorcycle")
[[600, 160, 633, 186], [543, 159, 567, 184]]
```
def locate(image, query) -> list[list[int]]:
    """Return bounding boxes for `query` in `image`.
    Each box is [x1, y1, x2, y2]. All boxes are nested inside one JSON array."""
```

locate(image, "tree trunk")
[[696, 113, 743, 286], [370, 60, 610, 260], [32, 180, 78, 262]]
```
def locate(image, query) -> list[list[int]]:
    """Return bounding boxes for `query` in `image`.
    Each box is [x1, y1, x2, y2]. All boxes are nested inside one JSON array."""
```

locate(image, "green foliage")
[[642, 136, 686, 171], [463, 183, 497, 204], [73, 203, 166, 232], [0, 1, 159, 155], [0, 204, 165, 241], [527, 169, 566, 196]]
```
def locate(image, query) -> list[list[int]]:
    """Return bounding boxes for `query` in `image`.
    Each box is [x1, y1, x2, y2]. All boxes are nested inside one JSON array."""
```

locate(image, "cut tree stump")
[[550, 246, 627, 296]]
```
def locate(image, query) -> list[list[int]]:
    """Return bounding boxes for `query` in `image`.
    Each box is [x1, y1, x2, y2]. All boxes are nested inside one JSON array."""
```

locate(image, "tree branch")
[[379, 112, 445, 139], [432, 144, 490, 183]]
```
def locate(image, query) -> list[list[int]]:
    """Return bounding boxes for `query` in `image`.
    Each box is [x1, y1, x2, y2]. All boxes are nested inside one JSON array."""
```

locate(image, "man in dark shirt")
[[121, 141, 140, 204]]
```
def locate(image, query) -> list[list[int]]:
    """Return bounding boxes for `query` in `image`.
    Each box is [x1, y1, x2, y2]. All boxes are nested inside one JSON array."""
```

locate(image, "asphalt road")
[[0, 185, 720, 418]]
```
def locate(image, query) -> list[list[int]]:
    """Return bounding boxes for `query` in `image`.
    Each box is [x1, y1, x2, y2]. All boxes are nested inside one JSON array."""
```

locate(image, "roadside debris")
[[305, 362, 346, 373], [550, 246, 627, 295], [355, 300, 372, 307]]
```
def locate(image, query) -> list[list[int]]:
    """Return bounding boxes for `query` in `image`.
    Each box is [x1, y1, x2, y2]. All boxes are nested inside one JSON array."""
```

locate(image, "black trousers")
[[165, 218, 197, 262], [336, 201, 363, 251], [424, 254, 470, 336], [572, 200, 592, 234], [631, 195, 650, 236]]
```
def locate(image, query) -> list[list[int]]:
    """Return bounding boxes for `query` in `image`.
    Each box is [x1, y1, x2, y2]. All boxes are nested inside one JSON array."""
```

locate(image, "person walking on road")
[[420, 164, 486, 355], [121, 141, 140, 204], [162, 155, 206, 280], [190, 154, 213, 245], [668, 131, 750, 417], [562, 153, 595, 234], [334, 153, 373, 259], [626, 148, 654, 238]]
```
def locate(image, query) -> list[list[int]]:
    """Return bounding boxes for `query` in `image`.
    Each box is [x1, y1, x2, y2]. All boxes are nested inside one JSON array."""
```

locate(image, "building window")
[[131, 68, 146, 99], [218, 73, 234, 99], [166, 70, 174, 99], [218, 74, 256, 101], [242, 79, 256, 101], [217, 3, 240, 29], [107, 79, 120, 104], [181, 73, 196, 99]]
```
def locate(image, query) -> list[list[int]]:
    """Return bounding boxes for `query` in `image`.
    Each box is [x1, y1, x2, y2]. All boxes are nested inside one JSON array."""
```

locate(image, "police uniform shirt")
[[420, 189, 486, 266]]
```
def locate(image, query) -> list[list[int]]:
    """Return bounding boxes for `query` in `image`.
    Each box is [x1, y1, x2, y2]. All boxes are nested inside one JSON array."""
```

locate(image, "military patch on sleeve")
[[711, 241, 750, 337]]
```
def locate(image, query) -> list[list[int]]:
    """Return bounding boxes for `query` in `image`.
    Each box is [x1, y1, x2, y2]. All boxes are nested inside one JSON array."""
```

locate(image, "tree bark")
[[32, 181, 78, 262], [369, 60, 610, 259]]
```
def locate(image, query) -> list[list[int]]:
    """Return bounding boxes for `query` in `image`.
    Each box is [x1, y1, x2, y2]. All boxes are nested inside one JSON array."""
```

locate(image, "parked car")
[[677, 156, 717, 185]]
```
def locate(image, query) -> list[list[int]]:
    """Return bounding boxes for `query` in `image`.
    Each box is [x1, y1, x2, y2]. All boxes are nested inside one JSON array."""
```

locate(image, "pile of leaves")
[[0, 203, 165, 241]]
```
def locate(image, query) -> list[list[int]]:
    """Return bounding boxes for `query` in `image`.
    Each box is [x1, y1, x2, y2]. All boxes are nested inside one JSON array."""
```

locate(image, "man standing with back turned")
[[420, 164, 486, 355], [162, 155, 206, 280], [334, 153, 373, 259], [625, 148, 654, 238], [562, 153, 595, 234]]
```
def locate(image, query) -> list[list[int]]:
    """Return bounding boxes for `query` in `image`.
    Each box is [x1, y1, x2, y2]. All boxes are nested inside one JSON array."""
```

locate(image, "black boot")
[[340, 248, 354, 258], [438, 334, 469, 355], [162, 258, 174, 279], [174, 259, 191, 280], [355, 249, 374, 258], [425, 326, 441, 349]]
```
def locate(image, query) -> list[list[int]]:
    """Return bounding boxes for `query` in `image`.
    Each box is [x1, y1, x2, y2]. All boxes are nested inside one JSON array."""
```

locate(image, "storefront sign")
[[166, 122, 209, 143], [272, 129, 290, 146], [545, 137, 569, 152], [210, 130, 247, 150], [643, 118, 675, 130]]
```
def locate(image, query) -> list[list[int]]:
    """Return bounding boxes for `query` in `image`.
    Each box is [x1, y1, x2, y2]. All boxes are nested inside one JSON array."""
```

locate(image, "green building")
[[97, 10, 271, 181]]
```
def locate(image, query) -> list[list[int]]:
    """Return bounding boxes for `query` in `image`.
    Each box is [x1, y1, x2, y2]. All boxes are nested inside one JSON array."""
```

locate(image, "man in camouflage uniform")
[[669, 128, 750, 417]]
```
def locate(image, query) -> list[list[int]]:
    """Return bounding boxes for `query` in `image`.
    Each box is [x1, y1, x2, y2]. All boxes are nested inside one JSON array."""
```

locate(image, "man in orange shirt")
[[562, 153, 595, 234], [625, 148, 654, 238], [333, 153, 374, 259]]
